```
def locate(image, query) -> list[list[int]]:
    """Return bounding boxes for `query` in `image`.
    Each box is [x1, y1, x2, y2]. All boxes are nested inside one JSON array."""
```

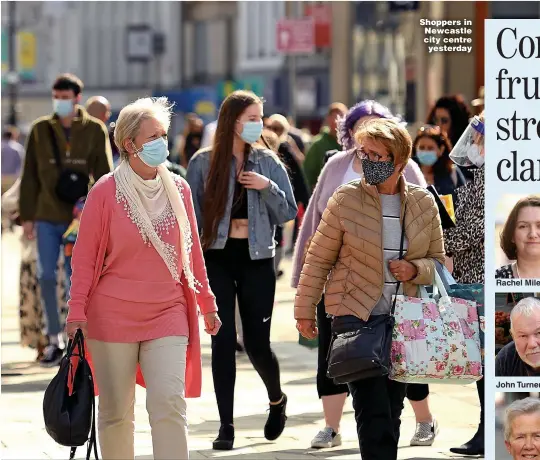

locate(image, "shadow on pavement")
[[1, 377, 51, 393], [286, 376, 316, 386], [1, 340, 28, 347], [1, 361, 51, 376], [133, 447, 360, 459], [194, 447, 360, 458], [188, 409, 355, 435]]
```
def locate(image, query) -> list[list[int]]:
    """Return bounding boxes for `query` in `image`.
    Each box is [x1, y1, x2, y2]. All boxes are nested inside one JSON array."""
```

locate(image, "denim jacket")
[[186, 147, 298, 260]]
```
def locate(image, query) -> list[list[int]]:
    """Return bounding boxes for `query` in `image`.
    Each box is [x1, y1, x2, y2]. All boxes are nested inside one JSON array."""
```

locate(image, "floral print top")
[[443, 168, 485, 284]]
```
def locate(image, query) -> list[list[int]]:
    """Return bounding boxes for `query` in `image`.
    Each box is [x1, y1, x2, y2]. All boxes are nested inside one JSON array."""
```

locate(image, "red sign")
[[276, 18, 315, 54], [305, 4, 332, 48]]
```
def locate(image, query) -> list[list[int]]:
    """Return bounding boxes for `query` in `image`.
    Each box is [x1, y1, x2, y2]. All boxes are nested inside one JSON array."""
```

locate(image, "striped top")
[[371, 193, 408, 315]]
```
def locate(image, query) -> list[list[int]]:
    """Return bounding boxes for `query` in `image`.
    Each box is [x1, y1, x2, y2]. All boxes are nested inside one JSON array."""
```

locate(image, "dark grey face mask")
[[361, 158, 395, 185]]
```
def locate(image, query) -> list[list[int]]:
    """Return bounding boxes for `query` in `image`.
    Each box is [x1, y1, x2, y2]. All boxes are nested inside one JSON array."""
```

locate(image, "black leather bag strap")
[[67, 385, 99, 460], [68, 329, 100, 460], [47, 123, 64, 173], [87, 395, 99, 460], [390, 204, 407, 316]]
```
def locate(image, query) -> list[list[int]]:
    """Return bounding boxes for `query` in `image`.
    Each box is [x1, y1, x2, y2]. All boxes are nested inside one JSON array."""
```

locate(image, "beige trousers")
[[88, 336, 189, 460]]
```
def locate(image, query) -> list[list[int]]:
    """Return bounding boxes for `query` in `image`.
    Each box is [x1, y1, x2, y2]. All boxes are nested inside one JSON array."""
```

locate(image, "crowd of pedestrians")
[[2, 71, 486, 459]]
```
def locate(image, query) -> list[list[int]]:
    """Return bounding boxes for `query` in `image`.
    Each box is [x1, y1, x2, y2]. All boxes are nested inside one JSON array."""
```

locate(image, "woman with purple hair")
[[291, 100, 431, 449]]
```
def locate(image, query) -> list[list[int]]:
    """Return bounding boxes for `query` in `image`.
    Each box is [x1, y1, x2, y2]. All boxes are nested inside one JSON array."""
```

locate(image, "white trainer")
[[311, 427, 342, 449], [410, 419, 439, 446]]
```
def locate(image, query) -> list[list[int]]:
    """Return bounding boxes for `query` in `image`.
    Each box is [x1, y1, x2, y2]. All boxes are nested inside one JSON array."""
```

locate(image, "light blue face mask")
[[416, 150, 439, 166], [239, 120, 263, 144], [53, 99, 74, 118], [134, 137, 169, 167]]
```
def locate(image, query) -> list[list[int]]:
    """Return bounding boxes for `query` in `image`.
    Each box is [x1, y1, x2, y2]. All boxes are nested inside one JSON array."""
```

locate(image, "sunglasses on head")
[[417, 124, 442, 135]]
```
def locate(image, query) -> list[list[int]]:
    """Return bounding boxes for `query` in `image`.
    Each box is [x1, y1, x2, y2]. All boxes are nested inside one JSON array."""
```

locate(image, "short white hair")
[[510, 297, 540, 332], [114, 97, 174, 160], [504, 397, 540, 441]]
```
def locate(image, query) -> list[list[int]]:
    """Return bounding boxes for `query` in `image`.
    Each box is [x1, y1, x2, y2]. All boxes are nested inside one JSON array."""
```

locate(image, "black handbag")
[[48, 123, 90, 205], [43, 329, 99, 460], [326, 208, 406, 384]]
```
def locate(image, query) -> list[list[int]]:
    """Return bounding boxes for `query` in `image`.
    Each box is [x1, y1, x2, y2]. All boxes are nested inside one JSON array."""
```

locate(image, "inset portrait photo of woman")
[[495, 195, 540, 280]]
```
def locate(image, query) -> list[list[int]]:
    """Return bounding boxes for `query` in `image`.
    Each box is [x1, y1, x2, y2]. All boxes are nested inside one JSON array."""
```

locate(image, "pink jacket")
[[66, 173, 217, 398]]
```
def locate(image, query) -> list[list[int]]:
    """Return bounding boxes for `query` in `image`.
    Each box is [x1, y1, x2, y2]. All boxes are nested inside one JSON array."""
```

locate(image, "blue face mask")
[[416, 150, 438, 166], [134, 137, 169, 167], [53, 99, 74, 118], [239, 120, 263, 144]]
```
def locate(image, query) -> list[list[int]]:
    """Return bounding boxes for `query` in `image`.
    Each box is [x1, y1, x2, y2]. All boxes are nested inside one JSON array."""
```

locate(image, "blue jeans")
[[36, 221, 71, 336]]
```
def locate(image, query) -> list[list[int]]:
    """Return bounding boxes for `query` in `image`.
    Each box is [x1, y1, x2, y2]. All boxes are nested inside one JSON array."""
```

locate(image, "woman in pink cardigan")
[[66, 97, 221, 460]]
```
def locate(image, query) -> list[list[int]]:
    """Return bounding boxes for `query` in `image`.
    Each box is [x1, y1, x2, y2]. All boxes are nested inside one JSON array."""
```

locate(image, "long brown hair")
[[261, 128, 279, 152], [201, 90, 263, 250]]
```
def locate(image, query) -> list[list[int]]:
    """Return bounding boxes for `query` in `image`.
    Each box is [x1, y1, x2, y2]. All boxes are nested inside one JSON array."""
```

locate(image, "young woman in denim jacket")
[[186, 90, 297, 451]]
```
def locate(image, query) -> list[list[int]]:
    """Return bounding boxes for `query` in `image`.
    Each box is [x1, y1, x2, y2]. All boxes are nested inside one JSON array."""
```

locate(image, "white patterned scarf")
[[114, 160, 200, 293]]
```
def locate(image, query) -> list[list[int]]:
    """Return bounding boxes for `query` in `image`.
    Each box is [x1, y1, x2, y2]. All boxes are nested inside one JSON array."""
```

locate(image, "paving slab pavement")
[[1, 229, 484, 459]]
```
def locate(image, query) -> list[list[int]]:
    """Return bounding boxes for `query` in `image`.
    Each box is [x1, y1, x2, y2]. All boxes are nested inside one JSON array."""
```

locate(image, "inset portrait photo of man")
[[496, 295, 540, 377]]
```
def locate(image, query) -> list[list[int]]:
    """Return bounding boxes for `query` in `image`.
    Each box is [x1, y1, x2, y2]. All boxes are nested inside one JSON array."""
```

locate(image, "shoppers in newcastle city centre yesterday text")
[[496, 297, 540, 377], [187, 90, 297, 451], [295, 118, 444, 460], [504, 397, 540, 460], [65, 97, 221, 459], [291, 100, 431, 450], [19, 73, 113, 367]]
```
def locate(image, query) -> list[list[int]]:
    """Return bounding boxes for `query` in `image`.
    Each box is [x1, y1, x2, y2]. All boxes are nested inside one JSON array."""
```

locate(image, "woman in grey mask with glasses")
[[295, 118, 444, 460]]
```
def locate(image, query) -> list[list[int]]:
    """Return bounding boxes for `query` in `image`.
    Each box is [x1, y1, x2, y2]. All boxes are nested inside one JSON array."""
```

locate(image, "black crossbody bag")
[[326, 208, 406, 384], [48, 123, 89, 204]]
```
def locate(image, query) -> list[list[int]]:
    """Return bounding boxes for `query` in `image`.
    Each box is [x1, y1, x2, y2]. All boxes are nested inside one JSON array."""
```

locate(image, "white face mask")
[[467, 144, 484, 167]]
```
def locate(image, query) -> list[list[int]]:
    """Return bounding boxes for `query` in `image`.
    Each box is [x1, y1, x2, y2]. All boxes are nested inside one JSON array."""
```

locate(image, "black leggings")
[[204, 238, 283, 425], [406, 383, 429, 402], [317, 297, 349, 397]]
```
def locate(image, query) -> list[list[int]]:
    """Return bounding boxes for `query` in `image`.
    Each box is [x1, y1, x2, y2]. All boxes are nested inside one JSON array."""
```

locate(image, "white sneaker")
[[311, 427, 342, 448], [410, 419, 439, 446]]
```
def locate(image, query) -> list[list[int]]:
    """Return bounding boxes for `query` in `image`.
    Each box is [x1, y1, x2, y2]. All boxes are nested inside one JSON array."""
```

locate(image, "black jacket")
[[278, 142, 310, 206]]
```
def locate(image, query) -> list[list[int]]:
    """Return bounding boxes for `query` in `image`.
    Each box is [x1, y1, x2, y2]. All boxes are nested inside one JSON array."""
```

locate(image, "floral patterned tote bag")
[[390, 270, 483, 384]]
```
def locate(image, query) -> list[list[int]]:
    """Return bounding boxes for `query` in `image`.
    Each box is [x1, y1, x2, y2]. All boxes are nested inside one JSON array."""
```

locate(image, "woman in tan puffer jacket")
[[295, 118, 444, 460]]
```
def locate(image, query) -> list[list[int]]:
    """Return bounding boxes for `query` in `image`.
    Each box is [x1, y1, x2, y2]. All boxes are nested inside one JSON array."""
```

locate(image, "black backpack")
[[43, 329, 99, 459]]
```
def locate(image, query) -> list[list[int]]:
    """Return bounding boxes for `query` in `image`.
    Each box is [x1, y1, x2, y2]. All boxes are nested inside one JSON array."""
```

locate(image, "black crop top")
[[231, 182, 248, 219]]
